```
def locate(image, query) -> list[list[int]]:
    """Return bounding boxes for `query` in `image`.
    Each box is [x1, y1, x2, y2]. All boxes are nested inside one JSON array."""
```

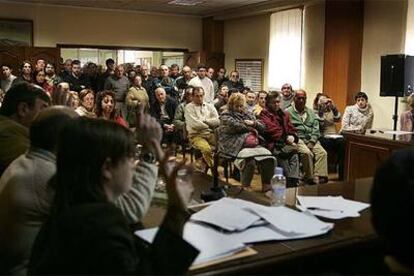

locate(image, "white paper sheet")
[[190, 198, 261, 231], [383, 130, 414, 135], [135, 222, 246, 265], [296, 195, 370, 219]]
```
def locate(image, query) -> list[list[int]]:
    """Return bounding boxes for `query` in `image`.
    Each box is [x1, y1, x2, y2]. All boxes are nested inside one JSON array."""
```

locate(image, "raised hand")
[[135, 103, 163, 159]]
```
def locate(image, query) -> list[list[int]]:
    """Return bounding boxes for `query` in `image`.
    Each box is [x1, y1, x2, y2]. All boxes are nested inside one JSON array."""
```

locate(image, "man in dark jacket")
[[150, 87, 178, 145], [224, 70, 244, 92], [63, 60, 89, 93]]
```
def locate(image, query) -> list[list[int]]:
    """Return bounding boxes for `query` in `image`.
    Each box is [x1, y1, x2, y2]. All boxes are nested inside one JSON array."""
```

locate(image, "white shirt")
[[184, 102, 219, 136], [188, 76, 214, 104]]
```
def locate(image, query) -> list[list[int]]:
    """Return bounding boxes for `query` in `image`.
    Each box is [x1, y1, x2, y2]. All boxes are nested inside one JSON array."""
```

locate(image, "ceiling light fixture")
[[168, 0, 204, 6]]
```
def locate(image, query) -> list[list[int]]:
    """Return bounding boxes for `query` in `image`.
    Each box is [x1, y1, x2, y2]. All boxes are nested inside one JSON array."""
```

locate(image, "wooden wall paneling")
[[0, 47, 24, 72], [323, 0, 364, 115], [24, 47, 61, 71], [202, 17, 224, 53], [184, 50, 224, 72]]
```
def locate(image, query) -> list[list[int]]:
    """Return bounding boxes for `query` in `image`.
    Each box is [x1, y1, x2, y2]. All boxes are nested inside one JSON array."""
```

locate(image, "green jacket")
[[0, 115, 29, 176], [286, 105, 320, 144]]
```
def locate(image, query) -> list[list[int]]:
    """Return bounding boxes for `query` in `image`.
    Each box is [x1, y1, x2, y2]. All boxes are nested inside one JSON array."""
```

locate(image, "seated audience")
[[245, 90, 256, 113], [1, 64, 17, 93], [281, 83, 295, 110], [64, 60, 88, 93], [260, 91, 300, 187], [173, 86, 193, 132], [0, 83, 50, 177], [314, 93, 345, 180], [66, 91, 80, 110], [33, 70, 53, 97], [44, 62, 62, 87], [75, 89, 96, 118], [0, 107, 77, 275], [371, 149, 414, 273], [104, 64, 130, 118], [28, 117, 198, 274], [126, 75, 149, 127], [215, 68, 228, 94], [253, 90, 267, 117], [14, 61, 33, 84], [150, 87, 178, 145], [188, 64, 215, 104], [34, 59, 45, 72], [286, 90, 328, 184], [169, 64, 180, 81], [214, 84, 229, 114], [218, 93, 275, 191], [95, 90, 128, 127], [400, 93, 414, 131], [185, 87, 220, 169], [341, 92, 374, 133], [175, 65, 193, 97], [154, 65, 178, 100], [224, 70, 244, 92]]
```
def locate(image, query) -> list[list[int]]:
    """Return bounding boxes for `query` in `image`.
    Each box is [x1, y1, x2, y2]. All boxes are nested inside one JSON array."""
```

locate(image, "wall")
[[360, 0, 407, 129], [223, 1, 325, 96], [223, 14, 270, 90], [0, 1, 202, 51], [302, 0, 325, 103]]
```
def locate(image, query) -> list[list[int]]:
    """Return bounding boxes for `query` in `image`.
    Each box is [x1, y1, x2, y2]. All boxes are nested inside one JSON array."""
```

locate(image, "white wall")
[[360, 0, 408, 129], [0, 1, 202, 51]]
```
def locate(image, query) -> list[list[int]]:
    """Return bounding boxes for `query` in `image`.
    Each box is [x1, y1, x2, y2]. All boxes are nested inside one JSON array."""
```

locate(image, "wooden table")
[[343, 131, 414, 182], [144, 173, 384, 275]]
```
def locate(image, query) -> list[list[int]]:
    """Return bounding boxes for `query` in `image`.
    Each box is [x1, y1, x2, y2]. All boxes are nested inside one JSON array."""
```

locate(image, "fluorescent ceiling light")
[[168, 0, 204, 6]]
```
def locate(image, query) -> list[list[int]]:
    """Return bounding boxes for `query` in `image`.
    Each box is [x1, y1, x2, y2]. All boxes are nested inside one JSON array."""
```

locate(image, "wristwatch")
[[140, 152, 157, 164]]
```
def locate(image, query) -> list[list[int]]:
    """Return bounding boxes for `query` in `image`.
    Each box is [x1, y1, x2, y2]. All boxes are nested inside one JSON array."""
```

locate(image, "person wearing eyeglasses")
[[224, 70, 244, 92]]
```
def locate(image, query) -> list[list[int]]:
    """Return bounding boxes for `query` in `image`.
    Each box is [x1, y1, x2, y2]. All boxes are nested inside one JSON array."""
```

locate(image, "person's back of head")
[[0, 82, 50, 127], [30, 106, 78, 153], [371, 148, 414, 272], [53, 118, 134, 213]]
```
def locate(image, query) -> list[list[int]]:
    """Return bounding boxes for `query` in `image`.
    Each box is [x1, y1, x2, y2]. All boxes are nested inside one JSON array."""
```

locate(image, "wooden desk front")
[[343, 131, 414, 182]]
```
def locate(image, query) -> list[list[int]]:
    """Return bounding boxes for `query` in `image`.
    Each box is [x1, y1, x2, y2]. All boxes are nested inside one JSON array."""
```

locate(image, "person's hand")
[[307, 142, 315, 149], [244, 119, 255, 126], [52, 85, 69, 106], [135, 103, 163, 159], [160, 151, 194, 236]]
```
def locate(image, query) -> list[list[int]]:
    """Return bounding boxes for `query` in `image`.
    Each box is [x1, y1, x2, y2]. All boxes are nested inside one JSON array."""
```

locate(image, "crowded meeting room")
[[1, 0, 414, 274]]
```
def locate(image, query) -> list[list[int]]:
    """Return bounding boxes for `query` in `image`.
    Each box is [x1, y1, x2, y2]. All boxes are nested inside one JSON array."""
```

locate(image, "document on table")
[[383, 130, 414, 135], [190, 198, 261, 231], [296, 195, 370, 219], [135, 222, 247, 265]]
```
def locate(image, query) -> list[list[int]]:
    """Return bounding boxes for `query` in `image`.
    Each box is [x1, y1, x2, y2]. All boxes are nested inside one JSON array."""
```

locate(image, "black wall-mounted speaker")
[[380, 54, 414, 97]]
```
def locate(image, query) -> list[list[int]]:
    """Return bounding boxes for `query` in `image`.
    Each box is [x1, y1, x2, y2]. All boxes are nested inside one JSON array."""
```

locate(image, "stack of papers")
[[296, 195, 370, 219], [136, 197, 334, 267]]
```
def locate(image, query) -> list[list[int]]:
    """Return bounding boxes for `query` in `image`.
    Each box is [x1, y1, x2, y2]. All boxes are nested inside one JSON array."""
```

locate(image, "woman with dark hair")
[[341, 92, 374, 133], [95, 90, 128, 127], [75, 89, 96, 118], [217, 93, 275, 191], [33, 70, 53, 96], [260, 91, 300, 187], [28, 117, 198, 274]]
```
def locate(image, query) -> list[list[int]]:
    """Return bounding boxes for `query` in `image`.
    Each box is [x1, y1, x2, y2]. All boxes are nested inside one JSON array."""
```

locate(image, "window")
[[268, 8, 303, 90], [60, 48, 185, 69]]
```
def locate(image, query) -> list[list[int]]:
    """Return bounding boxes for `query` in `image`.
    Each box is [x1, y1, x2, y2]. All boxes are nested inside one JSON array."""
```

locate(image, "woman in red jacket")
[[95, 90, 128, 128], [260, 91, 300, 187]]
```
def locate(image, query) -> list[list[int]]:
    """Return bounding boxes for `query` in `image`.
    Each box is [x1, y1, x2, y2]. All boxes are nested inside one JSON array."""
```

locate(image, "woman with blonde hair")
[[400, 93, 414, 131], [75, 89, 96, 118], [217, 93, 275, 191]]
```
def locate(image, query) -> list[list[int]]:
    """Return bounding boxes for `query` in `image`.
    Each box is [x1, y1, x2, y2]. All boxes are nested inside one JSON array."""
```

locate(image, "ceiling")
[[10, 0, 283, 17]]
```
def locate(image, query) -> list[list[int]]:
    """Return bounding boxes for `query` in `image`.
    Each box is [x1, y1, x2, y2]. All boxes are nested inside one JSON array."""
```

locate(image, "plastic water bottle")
[[271, 167, 286, 206]]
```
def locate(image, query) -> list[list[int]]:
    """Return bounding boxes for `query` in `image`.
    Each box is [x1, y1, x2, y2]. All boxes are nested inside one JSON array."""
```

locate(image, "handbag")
[[244, 132, 259, 148]]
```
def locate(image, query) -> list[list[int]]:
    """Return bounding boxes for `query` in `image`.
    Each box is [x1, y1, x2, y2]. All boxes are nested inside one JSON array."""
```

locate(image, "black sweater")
[[29, 202, 198, 275]]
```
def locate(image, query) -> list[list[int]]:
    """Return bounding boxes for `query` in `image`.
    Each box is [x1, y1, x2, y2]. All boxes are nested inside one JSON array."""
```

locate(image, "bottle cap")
[[275, 167, 284, 175]]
